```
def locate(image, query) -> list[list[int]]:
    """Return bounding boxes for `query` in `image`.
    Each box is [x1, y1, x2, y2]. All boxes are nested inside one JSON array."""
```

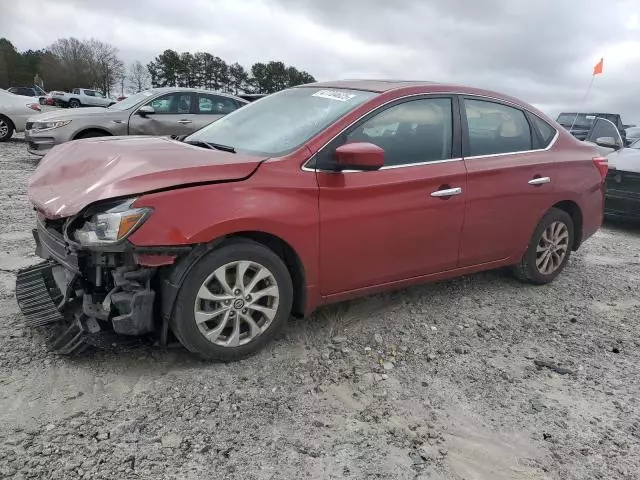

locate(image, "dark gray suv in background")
[[25, 87, 248, 156]]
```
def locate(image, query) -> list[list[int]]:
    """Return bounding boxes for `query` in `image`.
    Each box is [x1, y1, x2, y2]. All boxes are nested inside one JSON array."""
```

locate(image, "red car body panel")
[[27, 81, 605, 318], [316, 161, 467, 295]]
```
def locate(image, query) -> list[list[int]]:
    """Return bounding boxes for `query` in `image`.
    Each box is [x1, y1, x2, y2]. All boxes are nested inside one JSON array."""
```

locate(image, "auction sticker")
[[311, 90, 357, 102]]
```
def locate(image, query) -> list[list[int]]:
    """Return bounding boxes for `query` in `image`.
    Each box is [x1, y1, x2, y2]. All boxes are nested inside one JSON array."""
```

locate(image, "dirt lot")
[[0, 135, 639, 480]]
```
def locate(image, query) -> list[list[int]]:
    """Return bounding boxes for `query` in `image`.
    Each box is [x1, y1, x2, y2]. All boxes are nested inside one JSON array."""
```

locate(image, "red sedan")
[[18, 80, 607, 360]]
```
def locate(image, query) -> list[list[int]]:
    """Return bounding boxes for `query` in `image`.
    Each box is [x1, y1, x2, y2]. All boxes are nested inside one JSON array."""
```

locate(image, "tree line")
[[0, 37, 316, 96]]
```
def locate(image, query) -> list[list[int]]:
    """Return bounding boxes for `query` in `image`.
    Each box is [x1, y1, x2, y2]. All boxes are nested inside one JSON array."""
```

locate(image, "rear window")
[[531, 115, 556, 148]]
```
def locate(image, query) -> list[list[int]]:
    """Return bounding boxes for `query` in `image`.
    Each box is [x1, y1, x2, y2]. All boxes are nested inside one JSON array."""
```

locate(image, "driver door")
[[315, 96, 467, 296], [128, 92, 197, 136]]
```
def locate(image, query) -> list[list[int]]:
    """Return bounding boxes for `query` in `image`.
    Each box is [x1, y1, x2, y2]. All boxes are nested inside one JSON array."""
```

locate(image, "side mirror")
[[137, 105, 155, 116], [334, 142, 384, 171], [595, 136, 621, 151]]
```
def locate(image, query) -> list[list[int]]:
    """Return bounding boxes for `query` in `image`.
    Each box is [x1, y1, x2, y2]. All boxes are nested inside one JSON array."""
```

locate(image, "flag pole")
[[569, 73, 596, 133]]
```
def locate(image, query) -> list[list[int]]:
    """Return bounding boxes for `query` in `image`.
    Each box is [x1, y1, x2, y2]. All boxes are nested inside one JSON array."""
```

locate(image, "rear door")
[[128, 91, 197, 136], [191, 93, 242, 131], [316, 95, 467, 295], [459, 97, 559, 266]]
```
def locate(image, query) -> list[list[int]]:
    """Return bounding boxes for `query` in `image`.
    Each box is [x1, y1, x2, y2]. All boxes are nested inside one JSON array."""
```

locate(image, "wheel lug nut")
[[242, 308, 248, 314], [234, 289, 241, 295], [245, 295, 251, 301], [224, 300, 231, 305]]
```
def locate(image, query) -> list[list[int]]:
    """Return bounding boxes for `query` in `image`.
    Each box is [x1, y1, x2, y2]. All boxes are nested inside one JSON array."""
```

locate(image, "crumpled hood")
[[28, 136, 266, 219]]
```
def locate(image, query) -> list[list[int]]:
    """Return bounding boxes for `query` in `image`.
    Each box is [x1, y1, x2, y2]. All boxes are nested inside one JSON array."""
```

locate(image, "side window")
[[197, 94, 238, 115], [344, 98, 453, 166], [72, 89, 80, 95], [464, 99, 532, 156], [83, 90, 95, 97], [148, 93, 192, 114], [587, 118, 622, 145], [531, 115, 556, 148]]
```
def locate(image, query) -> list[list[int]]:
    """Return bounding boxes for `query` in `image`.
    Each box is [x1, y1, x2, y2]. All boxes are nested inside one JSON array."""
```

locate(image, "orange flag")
[[593, 57, 604, 75]]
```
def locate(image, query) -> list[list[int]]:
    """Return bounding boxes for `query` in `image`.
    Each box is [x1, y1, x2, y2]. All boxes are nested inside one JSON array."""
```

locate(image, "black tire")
[[0, 116, 14, 142], [170, 239, 293, 361], [68, 99, 81, 108], [514, 208, 574, 284]]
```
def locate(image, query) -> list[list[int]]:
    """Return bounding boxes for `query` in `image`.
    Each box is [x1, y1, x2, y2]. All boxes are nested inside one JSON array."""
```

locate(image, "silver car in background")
[[25, 87, 248, 156]]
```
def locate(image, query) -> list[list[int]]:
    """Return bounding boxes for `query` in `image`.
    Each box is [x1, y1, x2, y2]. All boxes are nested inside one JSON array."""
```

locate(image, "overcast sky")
[[2, 0, 640, 123]]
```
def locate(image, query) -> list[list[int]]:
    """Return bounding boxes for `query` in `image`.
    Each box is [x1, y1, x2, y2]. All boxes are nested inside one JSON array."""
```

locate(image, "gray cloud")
[[2, 0, 640, 123]]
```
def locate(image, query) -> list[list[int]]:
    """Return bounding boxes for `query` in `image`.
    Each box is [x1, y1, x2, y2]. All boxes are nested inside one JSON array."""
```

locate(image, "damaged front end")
[[15, 200, 166, 354]]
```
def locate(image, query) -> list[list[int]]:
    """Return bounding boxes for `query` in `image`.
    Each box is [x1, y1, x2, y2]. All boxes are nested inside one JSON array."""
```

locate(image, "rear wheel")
[[0, 116, 14, 142], [69, 99, 81, 108], [514, 208, 574, 284], [170, 240, 293, 361]]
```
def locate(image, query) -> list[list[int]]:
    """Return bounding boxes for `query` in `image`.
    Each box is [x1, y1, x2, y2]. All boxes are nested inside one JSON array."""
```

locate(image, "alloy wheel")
[[0, 120, 8, 139], [536, 221, 569, 275], [194, 260, 280, 347]]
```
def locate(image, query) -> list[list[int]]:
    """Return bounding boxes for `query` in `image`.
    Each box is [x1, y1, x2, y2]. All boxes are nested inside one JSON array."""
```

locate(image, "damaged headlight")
[[74, 199, 151, 246]]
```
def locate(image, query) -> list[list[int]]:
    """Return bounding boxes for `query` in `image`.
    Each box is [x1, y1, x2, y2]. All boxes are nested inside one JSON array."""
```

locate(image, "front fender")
[[129, 163, 320, 289]]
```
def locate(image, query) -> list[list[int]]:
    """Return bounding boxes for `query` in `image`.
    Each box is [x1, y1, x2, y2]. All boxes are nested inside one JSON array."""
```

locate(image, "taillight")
[[27, 103, 41, 111], [593, 156, 608, 182]]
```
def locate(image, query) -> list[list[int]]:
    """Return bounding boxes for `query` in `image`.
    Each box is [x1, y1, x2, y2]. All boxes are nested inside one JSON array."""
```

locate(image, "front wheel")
[[514, 208, 574, 284], [68, 99, 81, 108], [170, 240, 293, 361]]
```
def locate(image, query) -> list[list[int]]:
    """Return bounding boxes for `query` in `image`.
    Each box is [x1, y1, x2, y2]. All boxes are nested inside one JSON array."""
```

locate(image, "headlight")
[[31, 120, 71, 132], [74, 199, 151, 246]]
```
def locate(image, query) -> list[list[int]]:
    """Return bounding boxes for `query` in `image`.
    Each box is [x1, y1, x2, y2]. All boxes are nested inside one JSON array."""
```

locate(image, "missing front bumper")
[[16, 222, 159, 354]]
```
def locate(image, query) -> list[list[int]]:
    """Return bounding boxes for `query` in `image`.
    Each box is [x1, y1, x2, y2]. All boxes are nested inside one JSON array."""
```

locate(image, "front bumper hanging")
[[15, 220, 159, 355]]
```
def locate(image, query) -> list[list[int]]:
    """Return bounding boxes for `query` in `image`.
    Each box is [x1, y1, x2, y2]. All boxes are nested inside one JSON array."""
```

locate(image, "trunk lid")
[[28, 136, 266, 219]]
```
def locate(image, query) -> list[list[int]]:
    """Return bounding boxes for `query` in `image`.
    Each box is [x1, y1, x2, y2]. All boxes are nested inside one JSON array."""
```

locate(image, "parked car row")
[[24, 87, 249, 155], [15, 79, 610, 361]]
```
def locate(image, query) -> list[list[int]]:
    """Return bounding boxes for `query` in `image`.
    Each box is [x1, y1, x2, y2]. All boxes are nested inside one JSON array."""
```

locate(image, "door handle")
[[528, 176, 551, 185], [177, 119, 192, 124], [430, 187, 462, 197]]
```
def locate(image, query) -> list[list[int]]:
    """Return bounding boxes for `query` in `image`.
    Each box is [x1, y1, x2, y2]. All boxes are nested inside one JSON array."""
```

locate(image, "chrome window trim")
[[302, 156, 463, 173], [301, 91, 558, 172], [464, 129, 559, 160]]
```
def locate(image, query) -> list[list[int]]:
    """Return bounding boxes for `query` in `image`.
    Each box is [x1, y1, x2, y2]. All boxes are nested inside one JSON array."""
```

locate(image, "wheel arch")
[[159, 231, 307, 338], [72, 128, 113, 140], [551, 200, 583, 250]]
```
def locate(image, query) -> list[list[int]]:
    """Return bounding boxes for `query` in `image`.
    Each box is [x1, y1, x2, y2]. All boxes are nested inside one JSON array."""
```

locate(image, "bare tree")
[[87, 39, 123, 96], [128, 60, 150, 92]]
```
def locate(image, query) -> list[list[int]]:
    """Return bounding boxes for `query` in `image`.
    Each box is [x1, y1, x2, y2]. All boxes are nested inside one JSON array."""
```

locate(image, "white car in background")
[[50, 88, 115, 108], [0, 89, 42, 142]]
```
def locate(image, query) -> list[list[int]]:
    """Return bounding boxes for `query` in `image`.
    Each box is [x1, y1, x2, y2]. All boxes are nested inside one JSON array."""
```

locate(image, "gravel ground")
[[1, 135, 639, 479]]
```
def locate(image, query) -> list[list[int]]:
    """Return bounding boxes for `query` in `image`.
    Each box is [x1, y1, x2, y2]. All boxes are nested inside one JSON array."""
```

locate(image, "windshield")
[[557, 113, 596, 127], [185, 87, 377, 156], [107, 90, 155, 111]]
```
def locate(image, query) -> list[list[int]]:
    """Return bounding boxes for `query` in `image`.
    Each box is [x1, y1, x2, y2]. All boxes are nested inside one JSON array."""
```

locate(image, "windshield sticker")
[[312, 90, 357, 102]]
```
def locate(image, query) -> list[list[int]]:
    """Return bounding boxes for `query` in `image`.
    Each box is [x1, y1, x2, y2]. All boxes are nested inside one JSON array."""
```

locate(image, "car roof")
[[297, 79, 539, 113], [149, 87, 247, 101]]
